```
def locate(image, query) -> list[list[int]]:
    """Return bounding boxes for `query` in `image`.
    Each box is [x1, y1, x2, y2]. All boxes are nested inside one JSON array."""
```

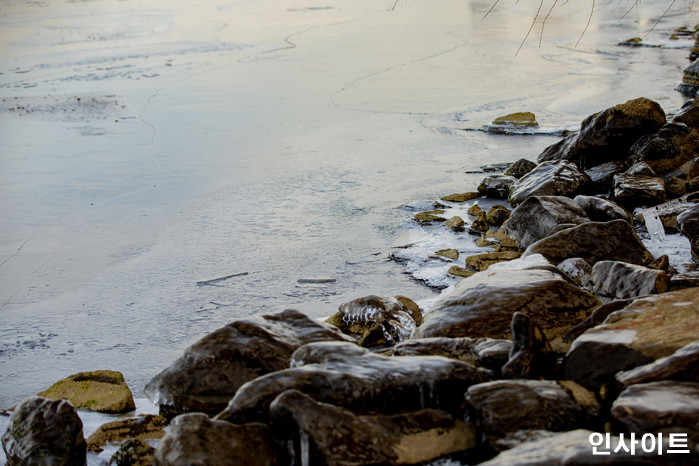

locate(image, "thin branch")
[[575, 0, 595, 48], [621, 0, 641, 20], [515, 0, 545, 57], [642, 0, 678, 39], [540, 0, 561, 47], [482, 0, 501, 20]]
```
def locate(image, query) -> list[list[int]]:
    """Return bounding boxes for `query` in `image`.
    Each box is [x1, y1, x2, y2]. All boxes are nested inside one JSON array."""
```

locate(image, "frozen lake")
[[0, 0, 695, 409]]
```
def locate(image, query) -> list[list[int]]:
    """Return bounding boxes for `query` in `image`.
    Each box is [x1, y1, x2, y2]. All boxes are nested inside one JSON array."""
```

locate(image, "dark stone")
[[86, 414, 166, 452], [269, 390, 476, 466], [392, 337, 513, 373], [501, 312, 556, 379], [468, 211, 490, 234], [215, 341, 490, 425], [485, 205, 511, 227], [625, 162, 657, 177], [109, 439, 155, 466], [611, 381, 699, 446], [414, 264, 599, 341], [677, 58, 699, 96], [537, 97, 666, 169], [465, 380, 599, 446], [557, 257, 593, 289], [509, 161, 590, 206], [672, 97, 699, 128], [616, 341, 699, 387], [613, 174, 666, 208], [477, 175, 517, 198], [144, 309, 353, 417], [583, 160, 625, 193], [504, 158, 537, 179], [678, 204, 699, 262], [573, 195, 632, 223], [522, 219, 655, 266], [325, 295, 418, 348], [562, 299, 633, 344], [630, 122, 698, 176], [503, 195, 589, 249], [591, 261, 668, 301], [154, 413, 281, 466], [1, 396, 86, 466]]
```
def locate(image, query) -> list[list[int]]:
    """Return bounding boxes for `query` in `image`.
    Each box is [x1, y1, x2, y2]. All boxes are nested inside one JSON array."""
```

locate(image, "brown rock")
[[441, 192, 479, 202], [87, 414, 166, 452], [38, 370, 135, 414], [613, 174, 666, 208], [486, 205, 511, 227], [509, 161, 590, 206], [464, 250, 521, 271]]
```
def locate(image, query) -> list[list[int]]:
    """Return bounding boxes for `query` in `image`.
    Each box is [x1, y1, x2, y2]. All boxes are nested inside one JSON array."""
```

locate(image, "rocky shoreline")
[[3, 48, 699, 466]]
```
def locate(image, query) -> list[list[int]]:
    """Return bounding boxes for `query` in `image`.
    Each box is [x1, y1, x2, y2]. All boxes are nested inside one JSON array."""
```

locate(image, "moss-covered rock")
[[38, 370, 135, 414], [440, 192, 479, 202], [492, 112, 538, 126]]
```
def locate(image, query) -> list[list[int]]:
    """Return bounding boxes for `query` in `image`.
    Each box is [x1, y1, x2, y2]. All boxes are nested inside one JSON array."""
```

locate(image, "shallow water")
[[0, 0, 695, 413]]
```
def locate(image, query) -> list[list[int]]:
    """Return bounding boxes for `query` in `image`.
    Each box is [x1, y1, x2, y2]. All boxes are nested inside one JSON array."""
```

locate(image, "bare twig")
[[515, 0, 545, 56], [575, 0, 595, 47], [540, 0, 561, 47], [642, 0, 678, 39]]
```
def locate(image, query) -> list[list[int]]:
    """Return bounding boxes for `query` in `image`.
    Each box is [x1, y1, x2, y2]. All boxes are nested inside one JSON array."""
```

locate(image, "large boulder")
[[573, 194, 632, 223], [1, 396, 86, 466], [215, 341, 490, 425], [392, 337, 513, 373], [678, 204, 699, 262], [503, 195, 589, 249], [144, 309, 353, 417], [630, 122, 698, 176], [465, 380, 599, 448], [508, 161, 590, 206], [537, 97, 667, 169], [154, 413, 281, 466], [325, 295, 419, 347], [522, 219, 655, 266], [564, 288, 699, 390], [590, 261, 668, 301], [270, 390, 476, 466], [37, 370, 135, 414], [611, 381, 699, 446], [414, 263, 599, 341]]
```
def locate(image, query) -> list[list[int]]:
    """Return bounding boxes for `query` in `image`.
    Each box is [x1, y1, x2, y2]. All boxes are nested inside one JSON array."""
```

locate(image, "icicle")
[[643, 207, 666, 244], [300, 430, 310, 466]]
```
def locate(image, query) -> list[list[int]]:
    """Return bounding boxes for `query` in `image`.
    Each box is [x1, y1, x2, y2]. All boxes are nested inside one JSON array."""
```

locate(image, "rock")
[[522, 219, 655, 266], [557, 257, 593, 289], [478, 429, 670, 465], [611, 381, 699, 445], [325, 295, 417, 347], [490, 429, 557, 452], [485, 205, 511, 227], [625, 161, 657, 177], [464, 250, 521, 271], [613, 174, 666, 208], [509, 161, 590, 206], [591, 261, 669, 301], [465, 380, 599, 447], [616, 341, 699, 387], [501, 312, 556, 379], [144, 309, 353, 417], [564, 288, 699, 390], [562, 299, 634, 344], [491, 112, 538, 126], [477, 175, 517, 198], [504, 158, 537, 179], [86, 414, 166, 452], [448, 266, 476, 278], [629, 123, 698, 176], [573, 194, 632, 223], [440, 192, 478, 202], [269, 390, 476, 466], [37, 370, 135, 414], [1, 396, 86, 466], [503, 195, 589, 249], [583, 160, 625, 193], [445, 216, 465, 232], [414, 209, 446, 224], [665, 176, 687, 199], [468, 211, 490, 234], [677, 58, 699, 95], [215, 341, 490, 425], [468, 204, 482, 216], [678, 204, 699, 261], [435, 248, 459, 260], [395, 295, 422, 327], [475, 237, 495, 247], [414, 264, 599, 341], [537, 97, 667, 169], [648, 254, 670, 270], [109, 439, 155, 466], [392, 337, 512, 373], [672, 97, 699, 127], [154, 413, 281, 466]]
